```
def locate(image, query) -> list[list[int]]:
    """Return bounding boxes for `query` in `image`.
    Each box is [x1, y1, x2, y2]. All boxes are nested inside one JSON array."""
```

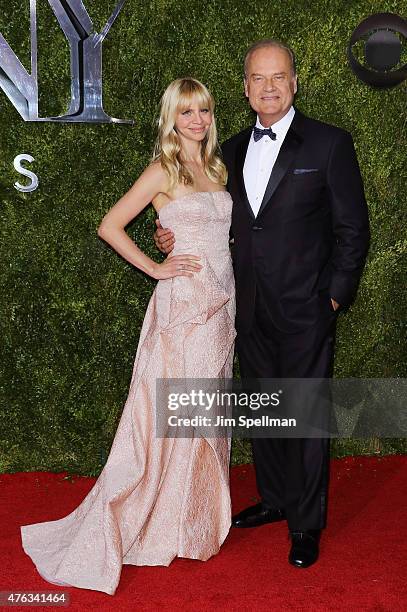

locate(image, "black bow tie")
[[253, 126, 277, 142]]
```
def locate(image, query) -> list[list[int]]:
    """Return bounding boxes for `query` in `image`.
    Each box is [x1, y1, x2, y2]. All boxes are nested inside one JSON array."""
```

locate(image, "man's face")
[[244, 46, 297, 126]]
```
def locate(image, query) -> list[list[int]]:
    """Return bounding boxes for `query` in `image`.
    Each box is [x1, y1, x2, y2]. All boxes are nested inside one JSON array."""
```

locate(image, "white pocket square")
[[293, 168, 319, 174]]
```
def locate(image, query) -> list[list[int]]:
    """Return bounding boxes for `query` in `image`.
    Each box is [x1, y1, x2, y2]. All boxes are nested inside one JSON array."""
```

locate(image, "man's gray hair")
[[244, 39, 296, 78]]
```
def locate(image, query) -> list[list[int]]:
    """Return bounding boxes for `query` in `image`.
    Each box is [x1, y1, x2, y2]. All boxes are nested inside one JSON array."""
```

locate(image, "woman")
[[20, 78, 236, 595]]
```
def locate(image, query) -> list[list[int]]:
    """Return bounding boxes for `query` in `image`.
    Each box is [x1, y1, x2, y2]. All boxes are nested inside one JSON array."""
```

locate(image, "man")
[[155, 39, 370, 568]]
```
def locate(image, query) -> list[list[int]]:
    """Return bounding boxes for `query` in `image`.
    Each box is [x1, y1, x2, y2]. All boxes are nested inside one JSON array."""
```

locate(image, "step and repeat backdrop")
[[0, 1, 405, 473]]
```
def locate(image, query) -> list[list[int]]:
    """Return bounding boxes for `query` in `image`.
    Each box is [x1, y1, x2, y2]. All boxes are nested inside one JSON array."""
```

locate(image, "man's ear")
[[244, 78, 249, 98], [293, 75, 298, 94]]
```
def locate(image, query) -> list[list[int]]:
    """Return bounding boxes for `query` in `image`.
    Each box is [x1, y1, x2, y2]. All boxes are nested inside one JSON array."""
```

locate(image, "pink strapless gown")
[[20, 191, 236, 595]]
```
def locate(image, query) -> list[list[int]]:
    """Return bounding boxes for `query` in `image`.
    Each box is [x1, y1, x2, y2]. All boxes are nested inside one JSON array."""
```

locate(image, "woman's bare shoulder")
[[143, 159, 167, 183], [130, 159, 168, 200]]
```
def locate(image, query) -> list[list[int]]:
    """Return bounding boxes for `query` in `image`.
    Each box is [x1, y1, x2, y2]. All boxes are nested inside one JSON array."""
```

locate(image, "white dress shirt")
[[243, 106, 295, 216]]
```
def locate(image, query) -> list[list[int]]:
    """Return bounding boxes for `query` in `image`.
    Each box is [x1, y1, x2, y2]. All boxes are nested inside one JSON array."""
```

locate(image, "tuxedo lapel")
[[256, 111, 304, 218], [234, 127, 255, 220]]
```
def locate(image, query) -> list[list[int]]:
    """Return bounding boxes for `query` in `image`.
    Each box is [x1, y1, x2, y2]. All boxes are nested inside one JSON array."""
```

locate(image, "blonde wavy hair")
[[152, 77, 227, 190]]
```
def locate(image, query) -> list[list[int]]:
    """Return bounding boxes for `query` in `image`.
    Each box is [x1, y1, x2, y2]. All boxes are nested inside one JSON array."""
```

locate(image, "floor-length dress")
[[20, 190, 236, 595]]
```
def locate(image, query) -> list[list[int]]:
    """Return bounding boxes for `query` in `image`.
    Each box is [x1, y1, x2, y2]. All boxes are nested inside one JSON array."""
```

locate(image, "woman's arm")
[[97, 163, 201, 280]]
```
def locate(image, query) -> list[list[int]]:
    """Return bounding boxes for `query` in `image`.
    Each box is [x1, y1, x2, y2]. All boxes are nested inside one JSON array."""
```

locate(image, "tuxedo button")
[[252, 225, 263, 230]]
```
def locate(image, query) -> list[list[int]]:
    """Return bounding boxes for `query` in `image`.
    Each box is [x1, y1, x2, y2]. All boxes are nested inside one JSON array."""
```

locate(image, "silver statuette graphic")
[[0, 0, 133, 124]]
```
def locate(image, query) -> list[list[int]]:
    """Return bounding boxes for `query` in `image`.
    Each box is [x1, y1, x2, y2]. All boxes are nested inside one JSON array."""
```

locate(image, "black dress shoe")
[[288, 529, 320, 568], [232, 503, 286, 528]]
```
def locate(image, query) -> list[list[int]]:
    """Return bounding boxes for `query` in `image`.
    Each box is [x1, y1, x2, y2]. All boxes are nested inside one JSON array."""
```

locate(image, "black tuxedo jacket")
[[221, 108, 370, 333]]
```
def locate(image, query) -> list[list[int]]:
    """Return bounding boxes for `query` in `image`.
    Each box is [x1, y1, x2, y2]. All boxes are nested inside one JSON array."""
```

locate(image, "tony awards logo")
[[0, 0, 133, 124]]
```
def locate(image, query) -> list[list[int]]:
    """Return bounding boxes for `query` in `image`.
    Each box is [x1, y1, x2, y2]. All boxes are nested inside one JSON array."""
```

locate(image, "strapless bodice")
[[155, 190, 235, 333], [158, 191, 233, 259]]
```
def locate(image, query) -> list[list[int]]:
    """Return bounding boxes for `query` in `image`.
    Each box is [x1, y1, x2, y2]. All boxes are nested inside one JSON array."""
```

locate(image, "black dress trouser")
[[236, 283, 338, 531]]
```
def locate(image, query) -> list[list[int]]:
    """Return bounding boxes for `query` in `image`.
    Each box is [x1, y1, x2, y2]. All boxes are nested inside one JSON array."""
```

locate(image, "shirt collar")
[[254, 106, 295, 141]]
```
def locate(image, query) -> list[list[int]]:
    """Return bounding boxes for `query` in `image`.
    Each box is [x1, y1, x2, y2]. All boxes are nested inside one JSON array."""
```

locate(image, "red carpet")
[[1, 456, 406, 611]]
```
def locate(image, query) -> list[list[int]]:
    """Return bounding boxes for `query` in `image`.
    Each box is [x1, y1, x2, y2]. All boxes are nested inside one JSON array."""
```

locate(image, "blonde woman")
[[20, 78, 236, 595]]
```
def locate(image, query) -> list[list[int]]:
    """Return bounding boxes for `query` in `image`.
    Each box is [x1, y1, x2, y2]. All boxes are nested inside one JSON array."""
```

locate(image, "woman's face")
[[174, 97, 212, 143]]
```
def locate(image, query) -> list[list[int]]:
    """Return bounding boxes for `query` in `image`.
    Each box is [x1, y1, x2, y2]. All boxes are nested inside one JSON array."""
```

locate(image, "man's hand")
[[331, 298, 340, 311], [154, 218, 175, 254]]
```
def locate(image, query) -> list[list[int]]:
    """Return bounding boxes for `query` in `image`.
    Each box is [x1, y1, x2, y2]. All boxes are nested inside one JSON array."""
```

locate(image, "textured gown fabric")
[[20, 190, 236, 595]]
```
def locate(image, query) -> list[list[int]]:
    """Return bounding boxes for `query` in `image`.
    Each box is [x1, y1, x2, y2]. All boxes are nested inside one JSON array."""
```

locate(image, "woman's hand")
[[151, 254, 202, 280]]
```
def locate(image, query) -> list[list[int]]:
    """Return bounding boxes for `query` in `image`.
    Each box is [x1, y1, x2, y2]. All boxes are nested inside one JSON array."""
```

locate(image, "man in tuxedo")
[[155, 39, 370, 568]]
